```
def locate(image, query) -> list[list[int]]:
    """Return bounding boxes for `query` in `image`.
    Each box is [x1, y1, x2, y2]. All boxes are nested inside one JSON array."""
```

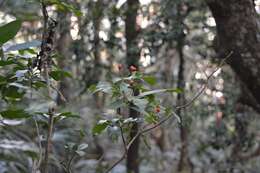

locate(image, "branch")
[[34, 119, 43, 170], [104, 51, 233, 173], [39, 2, 57, 173]]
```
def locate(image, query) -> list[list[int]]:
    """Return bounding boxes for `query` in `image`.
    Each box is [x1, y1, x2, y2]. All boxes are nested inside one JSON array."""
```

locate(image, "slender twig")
[[40, 1, 57, 172], [42, 108, 54, 173], [104, 51, 233, 173], [34, 119, 43, 169], [120, 126, 127, 152], [67, 152, 77, 173], [50, 84, 67, 103]]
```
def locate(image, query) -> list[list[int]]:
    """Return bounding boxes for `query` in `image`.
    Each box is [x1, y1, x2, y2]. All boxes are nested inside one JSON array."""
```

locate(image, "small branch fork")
[[105, 52, 233, 173]]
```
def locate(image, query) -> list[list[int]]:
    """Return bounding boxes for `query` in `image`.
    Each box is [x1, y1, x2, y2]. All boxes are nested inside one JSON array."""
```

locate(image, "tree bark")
[[56, 12, 72, 106], [206, 0, 260, 110], [92, 0, 104, 109], [125, 0, 140, 173]]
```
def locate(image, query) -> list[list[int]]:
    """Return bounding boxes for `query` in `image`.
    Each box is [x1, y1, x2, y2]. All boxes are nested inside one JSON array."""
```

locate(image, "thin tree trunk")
[[56, 12, 72, 105], [92, 0, 103, 108], [174, 3, 193, 172], [176, 32, 192, 173], [125, 0, 140, 172]]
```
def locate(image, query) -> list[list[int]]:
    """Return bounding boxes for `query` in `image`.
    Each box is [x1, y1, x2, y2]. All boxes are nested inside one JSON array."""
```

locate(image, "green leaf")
[[0, 75, 6, 83], [109, 99, 125, 109], [0, 60, 15, 66], [0, 20, 22, 45], [75, 150, 86, 156], [3, 86, 25, 100], [32, 81, 47, 89], [46, 0, 82, 16], [144, 113, 158, 123], [49, 70, 72, 81], [138, 89, 167, 98], [132, 98, 148, 112], [78, 143, 88, 150], [58, 112, 80, 118], [87, 84, 97, 94], [92, 120, 109, 135], [143, 76, 157, 85], [0, 109, 30, 119], [96, 81, 112, 94], [166, 88, 183, 93]]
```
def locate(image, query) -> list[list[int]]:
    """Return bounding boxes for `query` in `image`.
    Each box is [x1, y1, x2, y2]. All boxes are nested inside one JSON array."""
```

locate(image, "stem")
[[42, 108, 54, 173], [39, 1, 57, 172]]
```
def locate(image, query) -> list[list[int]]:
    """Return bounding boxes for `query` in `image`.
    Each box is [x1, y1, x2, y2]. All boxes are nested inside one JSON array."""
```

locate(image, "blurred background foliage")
[[0, 0, 260, 173]]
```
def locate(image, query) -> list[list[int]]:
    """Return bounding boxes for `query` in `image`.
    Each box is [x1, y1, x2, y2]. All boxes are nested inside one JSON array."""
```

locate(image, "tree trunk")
[[56, 12, 72, 105], [92, 0, 104, 109], [206, 0, 260, 110], [176, 27, 192, 173], [125, 0, 140, 173]]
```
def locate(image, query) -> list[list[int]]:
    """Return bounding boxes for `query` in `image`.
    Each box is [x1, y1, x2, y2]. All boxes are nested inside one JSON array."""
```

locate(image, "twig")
[[34, 119, 43, 170], [50, 84, 67, 103], [104, 51, 233, 173], [67, 152, 77, 173], [120, 126, 127, 152], [39, 1, 57, 172], [176, 51, 233, 110], [42, 108, 55, 173]]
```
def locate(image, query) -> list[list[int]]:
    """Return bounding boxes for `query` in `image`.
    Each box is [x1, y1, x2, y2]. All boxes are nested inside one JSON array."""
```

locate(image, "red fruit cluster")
[[155, 106, 160, 113], [129, 65, 137, 72]]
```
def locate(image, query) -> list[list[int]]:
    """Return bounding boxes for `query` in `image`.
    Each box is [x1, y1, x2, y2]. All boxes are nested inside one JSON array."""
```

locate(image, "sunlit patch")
[[140, 48, 151, 67], [115, 31, 124, 38], [213, 68, 221, 77], [0, 12, 15, 23], [207, 32, 215, 41], [116, 0, 126, 8], [99, 31, 108, 41], [195, 72, 206, 79], [70, 16, 79, 40], [215, 91, 223, 98], [102, 18, 111, 29], [256, 0, 260, 13], [140, 0, 152, 5], [206, 17, 216, 27], [205, 89, 212, 95], [100, 49, 109, 64]]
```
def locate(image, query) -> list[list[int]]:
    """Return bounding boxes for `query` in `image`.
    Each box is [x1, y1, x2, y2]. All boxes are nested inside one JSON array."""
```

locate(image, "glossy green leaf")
[[58, 112, 80, 118], [0, 109, 30, 119], [0, 20, 22, 45], [0, 60, 15, 66], [144, 113, 158, 123], [3, 86, 25, 100], [166, 88, 183, 93], [92, 120, 109, 135], [50, 70, 72, 81], [143, 76, 157, 85]]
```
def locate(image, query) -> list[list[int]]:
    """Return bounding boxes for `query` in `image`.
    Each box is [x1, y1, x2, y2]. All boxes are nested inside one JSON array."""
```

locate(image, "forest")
[[0, 0, 260, 173]]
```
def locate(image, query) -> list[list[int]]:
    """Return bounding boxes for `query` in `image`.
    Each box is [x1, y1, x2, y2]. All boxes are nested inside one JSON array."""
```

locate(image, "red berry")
[[155, 106, 160, 113], [118, 64, 123, 70], [129, 65, 137, 72]]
